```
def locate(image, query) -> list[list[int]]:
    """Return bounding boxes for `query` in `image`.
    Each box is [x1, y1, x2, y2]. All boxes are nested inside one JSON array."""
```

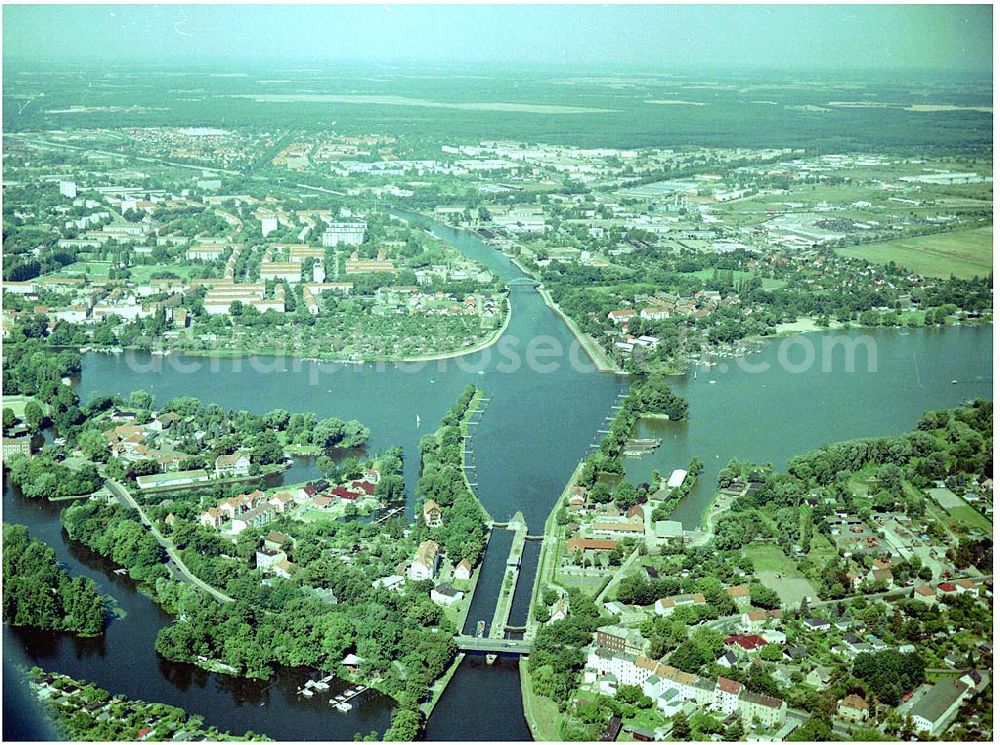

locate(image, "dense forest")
[[7, 455, 102, 499], [2, 524, 110, 636]]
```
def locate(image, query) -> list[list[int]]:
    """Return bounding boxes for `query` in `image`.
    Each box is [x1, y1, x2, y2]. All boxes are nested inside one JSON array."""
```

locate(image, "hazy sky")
[[2, 4, 993, 73]]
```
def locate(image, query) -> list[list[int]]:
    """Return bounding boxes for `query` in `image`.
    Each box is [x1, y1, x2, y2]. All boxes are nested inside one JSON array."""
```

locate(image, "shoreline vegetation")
[[72, 294, 512, 366], [537, 283, 623, 374], [2, 524, 114, 638], [25, 668, 270, 741]]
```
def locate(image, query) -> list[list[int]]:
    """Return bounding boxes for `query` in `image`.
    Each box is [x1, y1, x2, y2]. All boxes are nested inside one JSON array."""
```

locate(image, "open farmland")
[[835, 226, 993, 279]]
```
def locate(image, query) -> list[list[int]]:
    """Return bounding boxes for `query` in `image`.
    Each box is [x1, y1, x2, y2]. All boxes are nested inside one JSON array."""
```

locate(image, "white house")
[[409, 540, 440, 581], [430, 583, 464, 606], [215, 451, 251, 477]]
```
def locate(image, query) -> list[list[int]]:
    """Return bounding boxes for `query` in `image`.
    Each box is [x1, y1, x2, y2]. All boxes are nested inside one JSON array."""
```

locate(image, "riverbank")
[[519, 462, 583, 741], [536, 285, 623, 374], [384, 295, 513, 365], [67, 303, 512, 367], [420, 653, 466, 718], [459, 388, 493, 523], [526, 460, 585, 628], [519, 657, 565, 742]]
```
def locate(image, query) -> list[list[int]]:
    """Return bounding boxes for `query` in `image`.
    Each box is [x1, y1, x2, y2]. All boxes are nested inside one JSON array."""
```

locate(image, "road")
[[705, 575, 993, 630], [595, 546, 642, 606], [15, 136, 240, 175], [105, 479, 234, 603], [454, 635, 533, 655]]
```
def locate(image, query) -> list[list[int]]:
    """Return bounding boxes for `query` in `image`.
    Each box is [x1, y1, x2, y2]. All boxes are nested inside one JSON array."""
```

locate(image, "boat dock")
[[624, 437, 661, 457], [329, 684, 370, 712]]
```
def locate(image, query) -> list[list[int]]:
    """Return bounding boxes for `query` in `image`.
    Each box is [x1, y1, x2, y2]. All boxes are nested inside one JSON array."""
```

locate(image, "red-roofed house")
[[725, 634, 768, 654], [937, 582, 958, 595], [714, 677, 745, 714], [567, 537, 618, 553]]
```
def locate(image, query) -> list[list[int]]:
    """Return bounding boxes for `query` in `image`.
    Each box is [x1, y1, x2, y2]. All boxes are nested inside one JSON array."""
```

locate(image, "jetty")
[[329, 684, 369, 712], [624, 437, 661, 457]]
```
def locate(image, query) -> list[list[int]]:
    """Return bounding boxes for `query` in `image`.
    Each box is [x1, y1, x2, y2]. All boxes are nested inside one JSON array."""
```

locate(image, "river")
[[3, 215, 993, 741]]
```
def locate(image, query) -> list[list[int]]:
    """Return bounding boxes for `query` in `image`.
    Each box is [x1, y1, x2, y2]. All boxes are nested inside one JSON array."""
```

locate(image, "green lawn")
[[948, 504, 991, 533], [51, 261, 112, 278], [2, 395, 46, 418], [835, 227, 993, 279], [684, 268, 786, 290], [745, 544, 817, 606]]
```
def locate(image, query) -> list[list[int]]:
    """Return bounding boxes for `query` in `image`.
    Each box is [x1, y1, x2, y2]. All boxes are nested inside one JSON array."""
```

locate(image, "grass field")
[[2, 395, 46, 418], [554, 571, 606, 597], [835, 227, 992, 279], [51, 261, 112, 278], [745, 544, 817, 606], [685, 268, 786, 290], [805, 532, 838, 565], [520, 661, 565, 742]]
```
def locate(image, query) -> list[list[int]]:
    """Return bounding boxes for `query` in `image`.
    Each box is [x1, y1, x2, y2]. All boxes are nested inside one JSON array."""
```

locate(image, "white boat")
[[301, 689, 314, 697], [335, 702, 352, 712], [416, 414, 421, 427]]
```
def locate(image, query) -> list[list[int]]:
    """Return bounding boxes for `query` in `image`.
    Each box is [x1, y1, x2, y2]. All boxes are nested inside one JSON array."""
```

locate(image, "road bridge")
[[454, 636, 533, 655]]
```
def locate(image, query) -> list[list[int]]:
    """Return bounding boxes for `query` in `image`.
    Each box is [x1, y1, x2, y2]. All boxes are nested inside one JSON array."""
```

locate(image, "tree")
[[2, 408, 15, 432], [671, 712, 691, 740], [128, 390, 155, 410], [78, 430, 109, 462], [23, 400, 44, 432]]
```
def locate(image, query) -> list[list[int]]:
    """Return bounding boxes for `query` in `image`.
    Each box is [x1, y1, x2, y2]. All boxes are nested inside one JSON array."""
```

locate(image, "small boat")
[[951, 380, 959, 385], [301, 689, 314, 698], [416, 414, 421, 427], [335, 702, 352, 712]]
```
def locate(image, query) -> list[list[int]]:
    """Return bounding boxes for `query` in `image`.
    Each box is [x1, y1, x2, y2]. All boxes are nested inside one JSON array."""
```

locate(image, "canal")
[[4, 213, 993, 741]]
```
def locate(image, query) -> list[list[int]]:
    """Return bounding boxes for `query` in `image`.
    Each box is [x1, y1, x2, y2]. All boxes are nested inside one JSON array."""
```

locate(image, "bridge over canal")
[[453, 636, 534, 655]]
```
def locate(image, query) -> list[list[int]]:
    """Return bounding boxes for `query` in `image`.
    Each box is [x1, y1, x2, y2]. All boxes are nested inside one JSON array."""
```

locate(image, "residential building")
[[255, 548, 287, 571], [430, 582, 464, 606], [231, 504, 276, 535], [595, 625, 645, 656], [909, 679, 971, 737], [566, 537, 619, 553], [322, 222, 366, 247], [215, 451, 251, 477], [726, 585, 752, 610], [2, 436, 32, 458], [423, 499, 443, 528], [738, 689, 787, 729], [409, 540, 440, 581], [713, 677, 744, 715], [837, 694, 868, 724], [654, 593, 706, 617], [135, 469, 210, 491]]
